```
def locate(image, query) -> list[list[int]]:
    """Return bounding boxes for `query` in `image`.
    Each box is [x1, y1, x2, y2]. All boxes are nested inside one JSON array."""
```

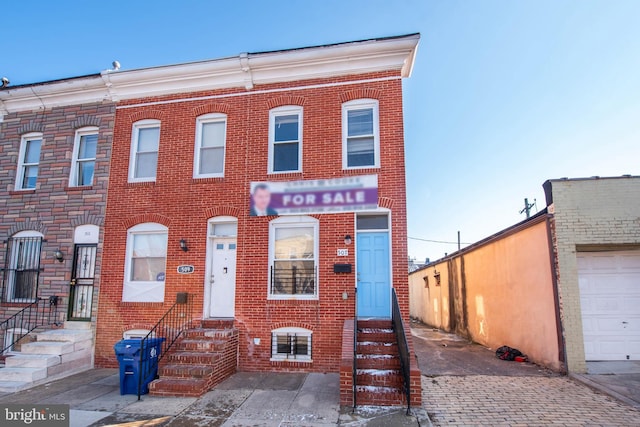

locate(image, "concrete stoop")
[[148, 319, 238, 397], [0, 321, 93, 393]]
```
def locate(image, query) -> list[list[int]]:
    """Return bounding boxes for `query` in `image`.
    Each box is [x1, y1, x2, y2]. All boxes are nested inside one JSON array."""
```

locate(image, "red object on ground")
[[515, 356, 527, 362]]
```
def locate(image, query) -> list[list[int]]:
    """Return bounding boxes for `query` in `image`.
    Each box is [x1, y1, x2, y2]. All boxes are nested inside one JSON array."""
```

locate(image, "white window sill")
[[267, 295, 318, 301], [270, 357, 312, 363]]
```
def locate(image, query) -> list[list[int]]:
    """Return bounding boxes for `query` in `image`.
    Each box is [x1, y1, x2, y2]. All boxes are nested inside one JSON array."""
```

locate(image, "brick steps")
[[148, 321, 238, 397], [353, 320, 406, 406]]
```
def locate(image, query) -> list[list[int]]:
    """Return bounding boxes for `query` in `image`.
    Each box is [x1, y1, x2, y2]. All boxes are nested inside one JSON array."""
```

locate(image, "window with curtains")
[[269, 216, 318, 299], [269, 106, 302, 173], [122, 223, 167, 302], [70, 127, 98, 186], [194, 114, 226, 178], [15, 133, 42, 190], [342, 99, 380, 169], [271, 327, 312, 361], [128, 120, 160, 182]]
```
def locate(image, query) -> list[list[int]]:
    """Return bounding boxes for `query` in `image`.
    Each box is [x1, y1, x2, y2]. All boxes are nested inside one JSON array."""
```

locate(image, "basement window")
[[271, 327, 312, 362]]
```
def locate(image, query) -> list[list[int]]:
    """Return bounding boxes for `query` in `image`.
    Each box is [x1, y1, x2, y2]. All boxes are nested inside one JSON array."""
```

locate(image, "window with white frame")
[[70, 127, 98, 186], [2, 230, 43, 302], [194, 114, 226, 178], [269, 106, 302, 173], [271, 327, 312, 361], [342, 99, 380, 169], [269, 216, 318, 298], [129, 120, 160, 182], [15, 133, 43, 190], [122, 223, 167, 302]]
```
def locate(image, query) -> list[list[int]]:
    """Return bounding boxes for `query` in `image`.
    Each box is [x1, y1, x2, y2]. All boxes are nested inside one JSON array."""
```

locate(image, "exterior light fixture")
[[54, 249, 64, 263], [344, 235, 352, 245], [179, 239, 188, 252]]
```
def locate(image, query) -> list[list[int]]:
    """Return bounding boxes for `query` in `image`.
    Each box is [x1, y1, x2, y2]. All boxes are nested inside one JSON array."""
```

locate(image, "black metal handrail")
[[392, 288, 411, 415], [352, 283, 358, 411], [137, 292, 193, 400], [0, 296, 60, 355]]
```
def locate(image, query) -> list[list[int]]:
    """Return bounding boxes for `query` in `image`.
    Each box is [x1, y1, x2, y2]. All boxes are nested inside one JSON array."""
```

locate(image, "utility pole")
[[520, 198, 536, 218], [457, 231, 461, 251]]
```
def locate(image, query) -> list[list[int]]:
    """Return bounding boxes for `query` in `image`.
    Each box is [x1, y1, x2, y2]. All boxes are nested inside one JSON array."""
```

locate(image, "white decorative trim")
[[0, 34, 419, 120]]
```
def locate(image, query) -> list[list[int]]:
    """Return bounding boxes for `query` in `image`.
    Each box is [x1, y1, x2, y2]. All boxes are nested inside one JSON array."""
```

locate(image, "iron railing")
[[270, 265, 316, 296], [392, 288, 411, 415], [137, 292, 193, 400], [352, 282, 358, 411], [0, 296, 60, 355]]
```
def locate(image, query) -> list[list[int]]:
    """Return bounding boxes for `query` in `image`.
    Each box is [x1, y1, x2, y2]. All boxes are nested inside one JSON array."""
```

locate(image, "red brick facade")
[[94, 71, 410, 372]]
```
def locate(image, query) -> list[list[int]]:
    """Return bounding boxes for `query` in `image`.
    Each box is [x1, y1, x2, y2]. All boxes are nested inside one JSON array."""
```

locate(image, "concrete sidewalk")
[[0, 368, 429, 426]]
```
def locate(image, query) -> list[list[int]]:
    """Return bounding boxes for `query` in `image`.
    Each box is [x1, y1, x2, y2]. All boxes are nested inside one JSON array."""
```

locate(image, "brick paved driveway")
[[412, 322, 640, 426]]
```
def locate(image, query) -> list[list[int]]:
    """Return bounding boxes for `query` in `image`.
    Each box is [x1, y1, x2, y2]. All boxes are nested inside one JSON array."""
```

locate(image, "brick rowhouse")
[[89, 35, 420, 391]]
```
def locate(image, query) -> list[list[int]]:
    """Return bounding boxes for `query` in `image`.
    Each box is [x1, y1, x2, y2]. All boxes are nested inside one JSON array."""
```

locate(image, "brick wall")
[[0, 102, 115, 324], [94, 71, 410, 372], [545, 176, 640, 373]]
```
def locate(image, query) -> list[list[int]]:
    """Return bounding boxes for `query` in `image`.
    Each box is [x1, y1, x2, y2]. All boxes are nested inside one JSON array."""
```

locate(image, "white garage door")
[[578, 250, 640, 361]]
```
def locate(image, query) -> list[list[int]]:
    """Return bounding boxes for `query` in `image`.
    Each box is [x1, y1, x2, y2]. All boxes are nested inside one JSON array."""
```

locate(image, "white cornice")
[[0, 34, 420, 121]]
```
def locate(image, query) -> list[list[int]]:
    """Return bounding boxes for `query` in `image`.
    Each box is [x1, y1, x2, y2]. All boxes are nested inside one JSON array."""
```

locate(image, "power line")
[[408, 236, 472, 245]]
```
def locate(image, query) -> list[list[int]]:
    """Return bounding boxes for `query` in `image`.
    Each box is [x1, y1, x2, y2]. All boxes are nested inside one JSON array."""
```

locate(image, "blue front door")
[[357, 232, 391, 318]]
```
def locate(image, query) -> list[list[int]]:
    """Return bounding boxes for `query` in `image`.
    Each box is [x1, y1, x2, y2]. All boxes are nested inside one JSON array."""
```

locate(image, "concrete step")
[[148, 377, 208, 397], [0, 367, 47, 382], [357, 329, 396, 343], [181, 328, 236, 340], [63, 321, 92, 330], [35, 329, 92, 343], [20, 341, 75, 355], [4, 354, 61, 368], [0, 380, 30, 393]]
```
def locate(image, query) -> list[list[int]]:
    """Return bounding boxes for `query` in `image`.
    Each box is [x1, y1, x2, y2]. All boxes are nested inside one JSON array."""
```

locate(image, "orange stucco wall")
[[409, 216, 562, 371]]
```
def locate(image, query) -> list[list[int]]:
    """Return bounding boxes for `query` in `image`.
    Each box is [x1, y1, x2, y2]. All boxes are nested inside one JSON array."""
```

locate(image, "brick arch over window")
[[125, 110, 165, 123], [339, 88, 382, 103], [121, 213, 172, 229], [203, 206, 242, 219], [71, 115, 102, 129], [266, 95, 306, 110], [17, 121, 44, 135], [270, 322, 316, 331], [192, 103, 231, 116], [70, 213, 103, 227], [378, 197, 395, 210], [7, 220, 47, 238]]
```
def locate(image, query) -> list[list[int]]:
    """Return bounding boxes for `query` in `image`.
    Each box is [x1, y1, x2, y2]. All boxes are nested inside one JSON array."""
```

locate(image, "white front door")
[[209, 237, 237, 318]]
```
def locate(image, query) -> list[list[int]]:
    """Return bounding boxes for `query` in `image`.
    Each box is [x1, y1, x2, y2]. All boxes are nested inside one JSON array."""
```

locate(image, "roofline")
[[413, 208, 550, 273], [0, 33, 420, 121], [543, 174, 639, 206]]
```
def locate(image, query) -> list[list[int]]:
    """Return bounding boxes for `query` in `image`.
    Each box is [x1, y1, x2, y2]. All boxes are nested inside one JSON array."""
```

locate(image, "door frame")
[[203, 216, 238, 319], [355, 210, 393, 318]]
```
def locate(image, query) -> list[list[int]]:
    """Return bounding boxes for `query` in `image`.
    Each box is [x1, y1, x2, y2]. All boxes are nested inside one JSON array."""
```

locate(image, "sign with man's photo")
[[249, 175, 378, 216]]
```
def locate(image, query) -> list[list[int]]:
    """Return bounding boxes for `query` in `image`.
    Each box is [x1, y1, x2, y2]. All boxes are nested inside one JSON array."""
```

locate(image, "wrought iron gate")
[[68, 244, 97, 321]]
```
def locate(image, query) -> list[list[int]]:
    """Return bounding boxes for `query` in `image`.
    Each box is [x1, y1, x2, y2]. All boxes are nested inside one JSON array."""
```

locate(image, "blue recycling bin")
[[114, 337, 165, 395]]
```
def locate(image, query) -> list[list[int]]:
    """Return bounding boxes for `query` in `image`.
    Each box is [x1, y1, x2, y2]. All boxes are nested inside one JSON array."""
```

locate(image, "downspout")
[[546, 212, 567, 373]]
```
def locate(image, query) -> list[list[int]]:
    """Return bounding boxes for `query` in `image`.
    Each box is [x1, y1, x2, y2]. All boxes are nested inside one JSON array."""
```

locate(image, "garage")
[[578, 250, 640, 361]]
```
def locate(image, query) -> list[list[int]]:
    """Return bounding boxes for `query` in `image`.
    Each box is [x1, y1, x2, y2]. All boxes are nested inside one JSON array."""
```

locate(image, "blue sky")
[[3, 1, 639, 261]]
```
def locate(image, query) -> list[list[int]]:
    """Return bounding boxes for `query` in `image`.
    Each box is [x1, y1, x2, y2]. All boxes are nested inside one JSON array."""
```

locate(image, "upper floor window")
[[15, 133, 42, 190], [70, 127, 98, 187], [122, 222, 167, 302], [129, 120, 160, 183], [194, 114, 226, 178], [269, 216, 318, 299], [269, 106, 302, 173], [342, 99, 380, 169]]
